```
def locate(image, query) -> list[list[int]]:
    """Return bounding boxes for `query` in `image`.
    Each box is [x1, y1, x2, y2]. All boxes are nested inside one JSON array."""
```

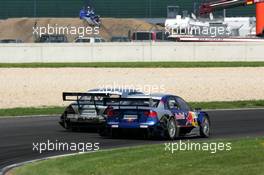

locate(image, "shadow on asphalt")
[[60, 127, 205, 141]]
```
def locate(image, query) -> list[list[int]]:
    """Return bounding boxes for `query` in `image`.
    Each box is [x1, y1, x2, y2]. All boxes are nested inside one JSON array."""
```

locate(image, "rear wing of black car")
[[63, 92, 95, 101], [63, 92, 111, 108]]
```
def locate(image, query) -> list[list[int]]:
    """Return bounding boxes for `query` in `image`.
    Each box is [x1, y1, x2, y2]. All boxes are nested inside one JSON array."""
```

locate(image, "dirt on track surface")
[[0, 18, 160, 42], [0, 68, 264, 109]]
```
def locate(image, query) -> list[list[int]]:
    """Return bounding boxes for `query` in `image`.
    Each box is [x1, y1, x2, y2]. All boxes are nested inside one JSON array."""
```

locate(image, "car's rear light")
[[104, 106, 113, 115], [107, 109, 119, 117], [107, 110, 114, 117], [144, 111, 150, 116], [149, 111, 158, 118], [144, 111, 157, 118]]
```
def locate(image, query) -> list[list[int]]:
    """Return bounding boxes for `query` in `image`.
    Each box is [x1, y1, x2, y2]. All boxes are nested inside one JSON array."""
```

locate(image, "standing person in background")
[[79, 6, 87, 19]]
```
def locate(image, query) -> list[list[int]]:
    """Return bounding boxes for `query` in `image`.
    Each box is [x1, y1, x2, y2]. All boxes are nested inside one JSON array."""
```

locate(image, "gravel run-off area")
[[0, 68, 263, 109]]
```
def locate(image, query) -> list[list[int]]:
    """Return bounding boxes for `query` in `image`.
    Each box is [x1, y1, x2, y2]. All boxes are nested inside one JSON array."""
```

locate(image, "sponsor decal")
[[186, 112, 198, 126], [175, 112, 185, 120], [127, 118, 135, 122]]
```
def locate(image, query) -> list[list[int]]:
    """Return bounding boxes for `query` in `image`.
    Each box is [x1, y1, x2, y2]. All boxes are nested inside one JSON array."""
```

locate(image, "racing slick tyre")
[[62, 114, 72, 131], [200, 115, 211, 138], [166, 117, 180, 140]]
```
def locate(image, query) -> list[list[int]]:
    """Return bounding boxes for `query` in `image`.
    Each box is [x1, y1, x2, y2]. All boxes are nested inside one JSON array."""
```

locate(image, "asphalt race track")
[[0, 109, 264, 171]]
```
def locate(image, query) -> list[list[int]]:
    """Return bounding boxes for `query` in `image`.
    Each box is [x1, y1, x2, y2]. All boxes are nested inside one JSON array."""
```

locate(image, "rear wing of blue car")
[[103, 97, 159, 109]]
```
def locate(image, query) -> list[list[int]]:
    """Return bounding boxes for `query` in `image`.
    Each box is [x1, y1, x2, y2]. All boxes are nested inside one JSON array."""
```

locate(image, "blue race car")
[[99, 93, 211, 139]]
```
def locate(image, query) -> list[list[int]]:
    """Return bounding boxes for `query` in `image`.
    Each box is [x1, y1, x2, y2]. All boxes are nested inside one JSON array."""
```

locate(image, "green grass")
[[11, 138, 264, 175], [0, 100, 264, 117], [189, 100, 264, 110], [0, 107, 64, 117], [1, 62, 264, 68]]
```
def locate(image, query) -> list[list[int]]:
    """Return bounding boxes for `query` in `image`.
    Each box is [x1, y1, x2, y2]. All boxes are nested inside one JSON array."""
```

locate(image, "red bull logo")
[[186, 112, 198, 127]]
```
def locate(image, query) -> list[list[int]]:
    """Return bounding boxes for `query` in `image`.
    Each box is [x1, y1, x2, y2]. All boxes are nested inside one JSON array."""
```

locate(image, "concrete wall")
[[0, 42, 263, 63]]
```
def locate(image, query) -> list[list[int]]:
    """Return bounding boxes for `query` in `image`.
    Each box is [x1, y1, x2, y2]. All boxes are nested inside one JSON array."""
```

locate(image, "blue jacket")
[[79, 9, 87, 19]]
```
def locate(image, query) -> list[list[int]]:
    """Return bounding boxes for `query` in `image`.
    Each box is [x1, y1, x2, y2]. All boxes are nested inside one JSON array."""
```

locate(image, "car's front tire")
[[167, 117, 179, 140], [200, 115, 211, 138]]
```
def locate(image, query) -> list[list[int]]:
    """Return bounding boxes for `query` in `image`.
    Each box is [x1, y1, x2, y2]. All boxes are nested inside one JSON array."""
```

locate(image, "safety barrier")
[[0, 42, 263, 63]]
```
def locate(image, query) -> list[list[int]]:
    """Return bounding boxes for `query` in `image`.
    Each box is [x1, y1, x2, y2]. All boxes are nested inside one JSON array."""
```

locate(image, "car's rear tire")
[[200, 115, 211, 138], [62, 114, 72, 131], [167, 117, 179, 140], [64, 121, 71, 130]]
